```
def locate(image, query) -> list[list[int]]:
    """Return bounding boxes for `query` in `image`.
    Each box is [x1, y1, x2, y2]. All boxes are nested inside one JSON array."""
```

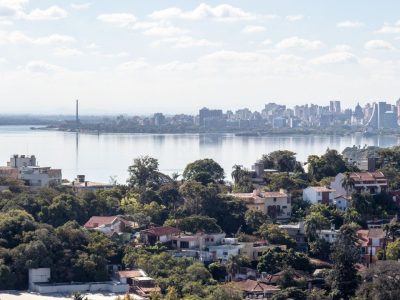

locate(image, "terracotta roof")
[[263, 270, 312, 285], [311, 186, 335, 192], [141, 226, 180, 236], [232, 191, 287, 200], [357, 229, 385, 247], [232, 280, 280, 293], [84, 215, 133, 228], [350, 171, 386, 181], [117, 270, 146, 278]]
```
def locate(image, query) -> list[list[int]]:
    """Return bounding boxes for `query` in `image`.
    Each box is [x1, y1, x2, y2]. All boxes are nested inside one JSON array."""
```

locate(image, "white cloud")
[[149, 3, 255, 22], [97, 13, 136, 28], [333, 44, 352, 52], [151, 35, 222, 48], [143, 26, 188, 37], [276, 36, 323, 50], [104, 51, 129, 58], [286, 15, 303, 22], [241, 25, 265, 33], [202, 50, 265, 62], [262, 39, 272, 45], [0, 57, 6, 63], [0, 30, 75, 45], [118, 58, 148, 71], [19, 6, 68, 21], [71, 3, 91, 10], [24, 60, 63, 73], [336, 20, 364, 28], [310, 52, 358, 65], [377, 22, 400, 33], [365, 39, 395, 50], [0, 0, 28, 15], [54, 47, 83, 57], [86, 43, 99, 49]]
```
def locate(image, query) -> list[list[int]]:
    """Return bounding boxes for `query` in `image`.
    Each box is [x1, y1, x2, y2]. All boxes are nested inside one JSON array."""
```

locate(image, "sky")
[[0, 0, 400, 115]]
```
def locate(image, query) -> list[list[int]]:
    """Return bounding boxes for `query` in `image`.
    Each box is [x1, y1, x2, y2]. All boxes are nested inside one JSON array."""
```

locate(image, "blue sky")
[[1, 0, 400, 114]]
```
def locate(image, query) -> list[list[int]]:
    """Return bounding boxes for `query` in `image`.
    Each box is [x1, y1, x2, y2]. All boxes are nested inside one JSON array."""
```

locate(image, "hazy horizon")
[[1, 0, 400, 114]]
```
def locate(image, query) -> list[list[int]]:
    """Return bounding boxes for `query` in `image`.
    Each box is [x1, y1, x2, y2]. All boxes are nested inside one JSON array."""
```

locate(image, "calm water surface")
[[0, 126, 399, 183]]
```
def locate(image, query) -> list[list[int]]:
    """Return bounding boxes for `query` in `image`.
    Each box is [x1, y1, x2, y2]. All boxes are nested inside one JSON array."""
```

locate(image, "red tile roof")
[[84, 215, 133, 228], [232, 280, 280, 293], [117, 270, 146, 278], [141, 226, 180, 236], [350, 171, 386, 182]]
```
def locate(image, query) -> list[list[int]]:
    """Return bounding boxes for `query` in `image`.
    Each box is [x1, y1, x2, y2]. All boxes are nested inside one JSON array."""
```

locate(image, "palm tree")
[[231, 165, 244, 183], [72, 292, 88, 300], [226, 255, 241, 281], [384, 220, 400, 242], [341, 172, 355, 196]]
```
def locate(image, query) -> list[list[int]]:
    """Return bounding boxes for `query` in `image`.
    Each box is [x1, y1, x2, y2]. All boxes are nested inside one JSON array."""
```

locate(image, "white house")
[[317, 227, 339, 243], [331, 171, 388, 197], [84, 215, 138, 239], [140, 226, 181, 245], [208, 244, 244, 261], [333, 195, 351, 211], [171, 232, 226, 250], [303, 186, 335, 205]]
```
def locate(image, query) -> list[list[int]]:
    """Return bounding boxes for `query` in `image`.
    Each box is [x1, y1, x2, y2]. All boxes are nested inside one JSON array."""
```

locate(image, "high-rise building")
[[153, 113, 166, 126], [329, 100, 341, 113], [199, 107, 224, 127], [366, 101, 398, 129]]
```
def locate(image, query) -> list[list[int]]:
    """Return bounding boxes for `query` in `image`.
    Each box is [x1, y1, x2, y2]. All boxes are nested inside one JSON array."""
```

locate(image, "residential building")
[[366, 101, 398, 129], [171, 232, 226, 250], [140, 226, 181, 245], [208, 243, 244, 261], [317, 226, 339, 243], [116, 269, 160, 298], [303, 186, 335, 205], [333, 195, 351, 211], [63, 175, 114, 192], [278, 222, 307, 252], [0, 155, 62, 187], [330, 171, 388, 196], [232, 280, 280, 299], [357, 228, 386, 265], [232, 189, 291, 219], [84, 215, 138, 240], [240, 242, 286, 261]]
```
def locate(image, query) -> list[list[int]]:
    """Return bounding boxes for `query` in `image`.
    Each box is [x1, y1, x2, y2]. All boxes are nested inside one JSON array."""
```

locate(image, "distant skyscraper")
[[199, 107, 223, 127], [329, 100, 341, 113], [366, 101, 398, 129]]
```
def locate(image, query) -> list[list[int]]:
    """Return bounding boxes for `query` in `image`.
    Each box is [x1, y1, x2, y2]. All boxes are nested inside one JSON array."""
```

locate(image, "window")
[[273, 197, 277, 202], [223, 251, 228, 256], [211, 238, 214, 242], [180, 241, 189, 249]]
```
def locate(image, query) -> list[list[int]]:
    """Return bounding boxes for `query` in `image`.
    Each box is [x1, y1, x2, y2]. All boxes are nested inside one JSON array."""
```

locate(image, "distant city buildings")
[[0, 154, 62, 187]]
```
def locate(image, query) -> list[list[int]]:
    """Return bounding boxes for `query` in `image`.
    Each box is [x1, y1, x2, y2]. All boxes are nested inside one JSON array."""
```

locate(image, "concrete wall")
[[33, 282, 129, 294]]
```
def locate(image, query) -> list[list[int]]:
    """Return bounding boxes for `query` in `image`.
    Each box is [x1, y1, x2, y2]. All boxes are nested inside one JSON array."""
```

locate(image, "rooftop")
[[141, 226, 180, 236]]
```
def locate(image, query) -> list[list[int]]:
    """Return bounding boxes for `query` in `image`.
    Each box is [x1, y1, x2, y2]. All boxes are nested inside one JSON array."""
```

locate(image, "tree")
[[329, 223, 360, 300], [226, 255, 241, 281], [260, 151, 299, 172], [165, 286, 180, 300], [341, 172, 355, 196], [245, 210, 268, 233], [72, 292, 89, 300], [272, 287, 307, 300], [307, 149, 349, 181], [173, 215, 222, 233], [386, 240, 400, 260], [384, 220, 400, 242], [257, 248, 313, 274], [127, 156, 165, 191], [356, 261, 400, 300], [208, 262, 227, 281], [205, 285, 242, 300], [304, 212, 330, 242], [257, 224, 296, 248], [183, 159, 224, 183]]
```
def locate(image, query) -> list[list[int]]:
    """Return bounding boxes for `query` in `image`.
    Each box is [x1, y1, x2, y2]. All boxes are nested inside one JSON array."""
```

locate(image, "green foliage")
[[352, 192, 398, 220], [386, 239, 400, 260], [257, 224, 296, 248], [208, 262, 227, 281], [244, 210, 268, 233], [265, 173, 308, 192], [183, 159, 224, 183], [260, 150, 301, 173], [328, 223, 360, 300], [272, 287, 307, 300], [172, 215, 222, 233], [308, 238, 331, 260], [304, 211, 330, 242], [257, 248, 313, 274], [356, 261, 400, 300], [307, 149, 349, 181]]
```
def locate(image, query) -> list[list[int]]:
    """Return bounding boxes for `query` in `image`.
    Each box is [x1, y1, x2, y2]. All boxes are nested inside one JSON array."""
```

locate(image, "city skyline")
[[1, 0, 400, 114]]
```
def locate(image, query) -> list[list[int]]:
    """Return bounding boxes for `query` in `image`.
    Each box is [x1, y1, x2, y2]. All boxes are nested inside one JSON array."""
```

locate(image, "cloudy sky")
[[1, 0, 400, 114]]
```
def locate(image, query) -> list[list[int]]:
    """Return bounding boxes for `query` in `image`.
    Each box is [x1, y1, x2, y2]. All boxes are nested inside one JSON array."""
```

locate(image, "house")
[[0, 155, 62, 187], [303, 186, 335, 205], [231, 280, 280, 299], [140, 226, 181, 245], [331, 171, 388, 197], [116, 269, 160, 298], [63, 175, 114, 192], [171, 232, 226, 250], [334, 195, 351, 211], [279, 222, 307, 252], [84, 216, 137, 240], [317, 226, 339, 243], [357, 228, 386, 265], [208, 244, 244, 261], [240, 241, 287, 261], [232, 189, 291, 219]]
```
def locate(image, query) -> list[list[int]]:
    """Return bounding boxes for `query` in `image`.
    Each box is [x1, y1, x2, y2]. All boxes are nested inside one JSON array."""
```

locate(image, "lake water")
[[0, 125, 399, 184]]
